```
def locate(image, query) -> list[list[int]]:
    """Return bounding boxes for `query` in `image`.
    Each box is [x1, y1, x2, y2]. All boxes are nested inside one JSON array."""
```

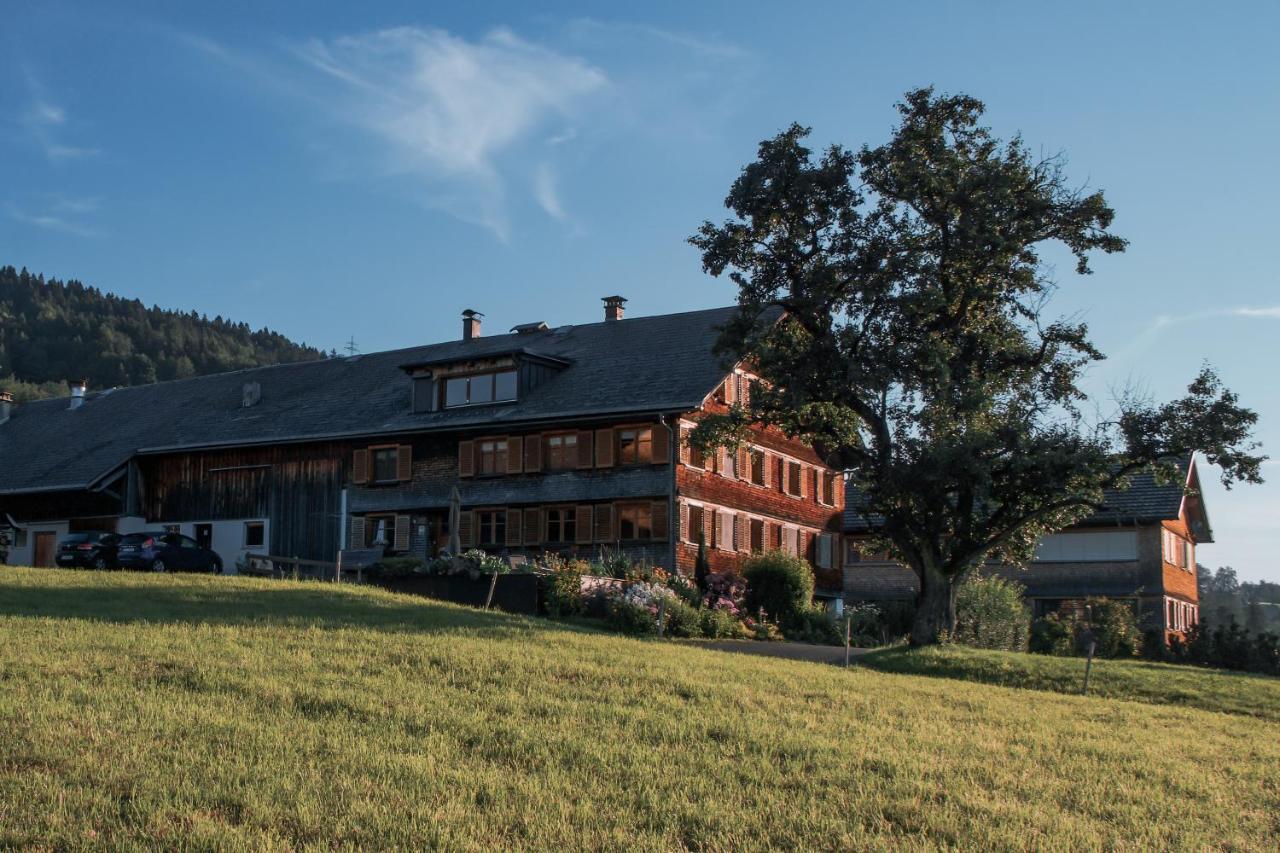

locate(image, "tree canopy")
[[690, 88, 1265, 644], [0, 265, 324, 401]]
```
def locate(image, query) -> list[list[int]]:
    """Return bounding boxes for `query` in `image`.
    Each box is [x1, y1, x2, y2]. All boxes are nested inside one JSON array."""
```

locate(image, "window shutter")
[[723, 374, 736, 405], [704, 505, 715, 545], [593, 429, 613, 468], [506, 509, 521, 546], [507, 436, 524, 474], [593, 504, 614, 542], [799, 466, 808, 499], [651, 425, 669, 464], [352, 449, 369, 485], [458, 441, 475, 478], [575, 505, 593, 544], [678, 427, 691, 465], [349, 516, 365, 549], [523, 508, 541, 546], [458, 511, 474, 548], [762, 453, 773, 489], [679, 502, 690, 542], [736, 446, 751, 480], [739, 376, 751, 410], [651, 502, 669, 541], [397, 445, 413, 481], [393, 515, 411, 551], [578, 430, 596, 468], [524, 434, 542, 472], [719, 448, 732, 478]]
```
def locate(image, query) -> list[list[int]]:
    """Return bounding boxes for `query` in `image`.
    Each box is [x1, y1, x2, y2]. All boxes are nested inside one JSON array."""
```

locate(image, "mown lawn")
[[859, 644, 1280, 722], [1, 568, 1277, 850]]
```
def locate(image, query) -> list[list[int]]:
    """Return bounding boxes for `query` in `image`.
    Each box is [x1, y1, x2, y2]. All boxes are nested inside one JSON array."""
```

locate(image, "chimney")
[[69, 379, 87, 410], [603, 295, 627, 322], [0, 391, 12, 425], [462, 309, 484, 341]]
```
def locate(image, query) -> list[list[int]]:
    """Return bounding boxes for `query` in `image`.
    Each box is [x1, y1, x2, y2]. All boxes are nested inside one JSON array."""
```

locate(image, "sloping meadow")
[[1, 568, 1276, 850]]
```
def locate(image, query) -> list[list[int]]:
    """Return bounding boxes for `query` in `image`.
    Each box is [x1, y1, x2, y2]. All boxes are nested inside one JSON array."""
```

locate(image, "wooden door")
[[33, 532, 56, 567]]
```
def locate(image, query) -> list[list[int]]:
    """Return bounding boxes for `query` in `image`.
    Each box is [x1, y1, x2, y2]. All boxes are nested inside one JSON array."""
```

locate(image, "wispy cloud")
[[1111, 302, 1280, 362], [19, 71, 100, 162], [287, 27, 607, 240], [533, 162, 566, 221], [7, 196, 102, 237], [1233, 306, 1280, 319]]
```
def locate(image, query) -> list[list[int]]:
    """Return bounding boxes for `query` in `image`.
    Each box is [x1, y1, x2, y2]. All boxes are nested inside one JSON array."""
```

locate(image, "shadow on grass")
[[0, 572, 563, 636]]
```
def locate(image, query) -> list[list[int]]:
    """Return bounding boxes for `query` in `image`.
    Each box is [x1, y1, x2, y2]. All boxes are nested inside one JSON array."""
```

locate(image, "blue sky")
[[3, 1, 1278, 580]]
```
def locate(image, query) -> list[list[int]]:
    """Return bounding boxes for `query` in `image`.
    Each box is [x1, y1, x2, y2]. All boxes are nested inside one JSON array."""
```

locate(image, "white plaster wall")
[[166, 518, 269, 575], [6, 520, 70, 566]]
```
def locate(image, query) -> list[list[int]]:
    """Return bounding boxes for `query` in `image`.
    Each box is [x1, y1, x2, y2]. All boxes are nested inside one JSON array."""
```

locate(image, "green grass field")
[[1, 568, 1277, 850]]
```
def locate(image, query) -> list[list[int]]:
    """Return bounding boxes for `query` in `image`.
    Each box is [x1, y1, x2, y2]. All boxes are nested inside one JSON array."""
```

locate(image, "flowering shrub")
[[606, 581, 676, 635], [702, 572, 747, 615], [666, 572, 702, 607]]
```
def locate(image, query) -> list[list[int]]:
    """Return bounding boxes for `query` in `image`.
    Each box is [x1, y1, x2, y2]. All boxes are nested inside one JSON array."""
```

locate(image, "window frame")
[[617, 503, 653, 541], [617, 427, 654, 466], [476, 509, 507, 547], [369, 444, 400, 484], [365, 514, 396, 548], [685, 503, 704, 544], [243, 521, 265, 549], [476, 438, 509, 477], [545, 432, 579, 471], [440, 369, 519, 409], [545, 506, 577, 544]]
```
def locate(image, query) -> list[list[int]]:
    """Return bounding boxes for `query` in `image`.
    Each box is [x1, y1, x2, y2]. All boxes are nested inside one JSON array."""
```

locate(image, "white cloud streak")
[[19, 71, 99, 162], [7, 197, 101, 237], [288, 27, 607, 239]]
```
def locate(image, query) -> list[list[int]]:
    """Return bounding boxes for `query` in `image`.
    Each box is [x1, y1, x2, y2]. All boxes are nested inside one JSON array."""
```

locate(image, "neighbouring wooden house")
[[842, 455, 1211, 637], [0, 299, 845, 596]]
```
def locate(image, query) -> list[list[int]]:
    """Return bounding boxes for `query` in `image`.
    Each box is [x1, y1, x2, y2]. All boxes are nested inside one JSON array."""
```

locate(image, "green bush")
[[784, 608, 843, 645], [742, 550, 814, 626], [1030, 612, 1078, 656], [369, 556, 426, 579], [607, 600, 658, 635], [543, 568, 584, 619], [952, 575, 1030, 652], [699, 608, 738, 639], [1085, 598, 1140, 659], [661, 598, 703, 638]]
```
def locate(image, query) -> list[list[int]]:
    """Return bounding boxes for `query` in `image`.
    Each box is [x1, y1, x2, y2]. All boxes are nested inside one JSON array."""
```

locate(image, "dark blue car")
[[116, 532, 222, 573]]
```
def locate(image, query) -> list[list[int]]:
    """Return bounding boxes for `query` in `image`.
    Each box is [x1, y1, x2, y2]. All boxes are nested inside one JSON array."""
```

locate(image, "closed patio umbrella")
[[447, 486, 462, 555]]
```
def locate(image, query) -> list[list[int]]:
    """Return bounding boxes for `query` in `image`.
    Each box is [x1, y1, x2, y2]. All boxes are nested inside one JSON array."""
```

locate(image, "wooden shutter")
[[458, 511, 474, 548], [651, 426, 669, 464], [651, 502, 669, 541], [723, 374, 736, 405], [679, 502, 690, 542], [593, 429, 613, 468], [678, 427, 691, 465], [524, 434, 542, 472], [593, 504, 614, 542], [762, 452, 773, 488], [393, 515, 410, 551], [523, 508, 541, 546], [352, 449, 369, 485], [737, 515, 750, 553], [458, 441, 475, 478], [799, 465, 808, 499], [349, 516, 365, 549], [736, 446, 750, 480], [575, 505, 593, 544], [397, 445, 413, 481], [739, 376, 751, 409], [507, 437, 524, 474], [506, 509, 521, 546], [578, 430, 596, 469]]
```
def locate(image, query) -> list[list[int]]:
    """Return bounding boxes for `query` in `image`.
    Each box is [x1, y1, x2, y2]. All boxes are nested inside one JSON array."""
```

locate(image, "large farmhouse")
[[0, 300, 844, 594]]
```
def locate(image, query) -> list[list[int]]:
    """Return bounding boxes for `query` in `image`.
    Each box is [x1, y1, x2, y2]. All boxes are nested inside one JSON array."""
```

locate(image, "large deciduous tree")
[[690, 89, 1264, 645]]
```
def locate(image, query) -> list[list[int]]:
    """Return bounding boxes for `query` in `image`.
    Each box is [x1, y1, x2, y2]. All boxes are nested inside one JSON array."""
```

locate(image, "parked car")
[[116, 532, 223, 573], [55, 532, 122, 570]]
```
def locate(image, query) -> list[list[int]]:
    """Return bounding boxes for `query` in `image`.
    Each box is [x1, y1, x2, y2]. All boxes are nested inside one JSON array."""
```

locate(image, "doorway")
[[194, 523, 213, 551], [33, 532, 56, 567]]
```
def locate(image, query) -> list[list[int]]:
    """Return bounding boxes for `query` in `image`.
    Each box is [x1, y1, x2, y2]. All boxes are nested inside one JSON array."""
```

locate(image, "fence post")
[[1082, 640, 1097, 695], [657, 598, 667, 638], [844, 614, 852, 667], [335, 550, 343, 584], [484, 570, 499, 610]]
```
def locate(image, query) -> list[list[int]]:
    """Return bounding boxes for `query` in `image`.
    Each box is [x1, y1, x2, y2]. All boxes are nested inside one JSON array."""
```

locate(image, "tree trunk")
[[910, 558, 956, 646]]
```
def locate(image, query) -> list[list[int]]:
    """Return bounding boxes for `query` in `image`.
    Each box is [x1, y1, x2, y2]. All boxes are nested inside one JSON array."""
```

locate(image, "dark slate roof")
[[844, 457, 1194, 533], [0, 305, 754, 495]]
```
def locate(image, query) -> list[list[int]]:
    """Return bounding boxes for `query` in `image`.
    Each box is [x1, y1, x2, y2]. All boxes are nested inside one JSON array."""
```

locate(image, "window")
[[1034, 531, 1138, 563], [787, 461, 801, 496], [244, 521, 265, 549], [478, 439, 508, 476], [618, 504, 652, 540], [442, 370, 518, 408], [821, 471, 836, 505], [1183, 540, 1193, 570], [750, 450, 765, 486], [750, 518, 765, 552], [817, 533, 834, 569], [14, 528, 26, 548], [477, 510, 506, 547], [686, 504, 704, 543], [618, 428, 653, 465], [371, 447, 399, 483], [366, 515, 394, 548], [546, 433, 578, 471], [546, 507, 576, 544], [689, 441, 706, 469]]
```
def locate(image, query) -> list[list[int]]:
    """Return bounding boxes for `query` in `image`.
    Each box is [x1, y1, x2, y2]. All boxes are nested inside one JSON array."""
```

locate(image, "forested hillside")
[[0, 266, 325, 401]]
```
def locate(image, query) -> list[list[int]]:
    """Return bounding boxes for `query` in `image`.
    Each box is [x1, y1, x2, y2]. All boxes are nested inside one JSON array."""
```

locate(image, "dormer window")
[[443, 369, 517, 408]]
